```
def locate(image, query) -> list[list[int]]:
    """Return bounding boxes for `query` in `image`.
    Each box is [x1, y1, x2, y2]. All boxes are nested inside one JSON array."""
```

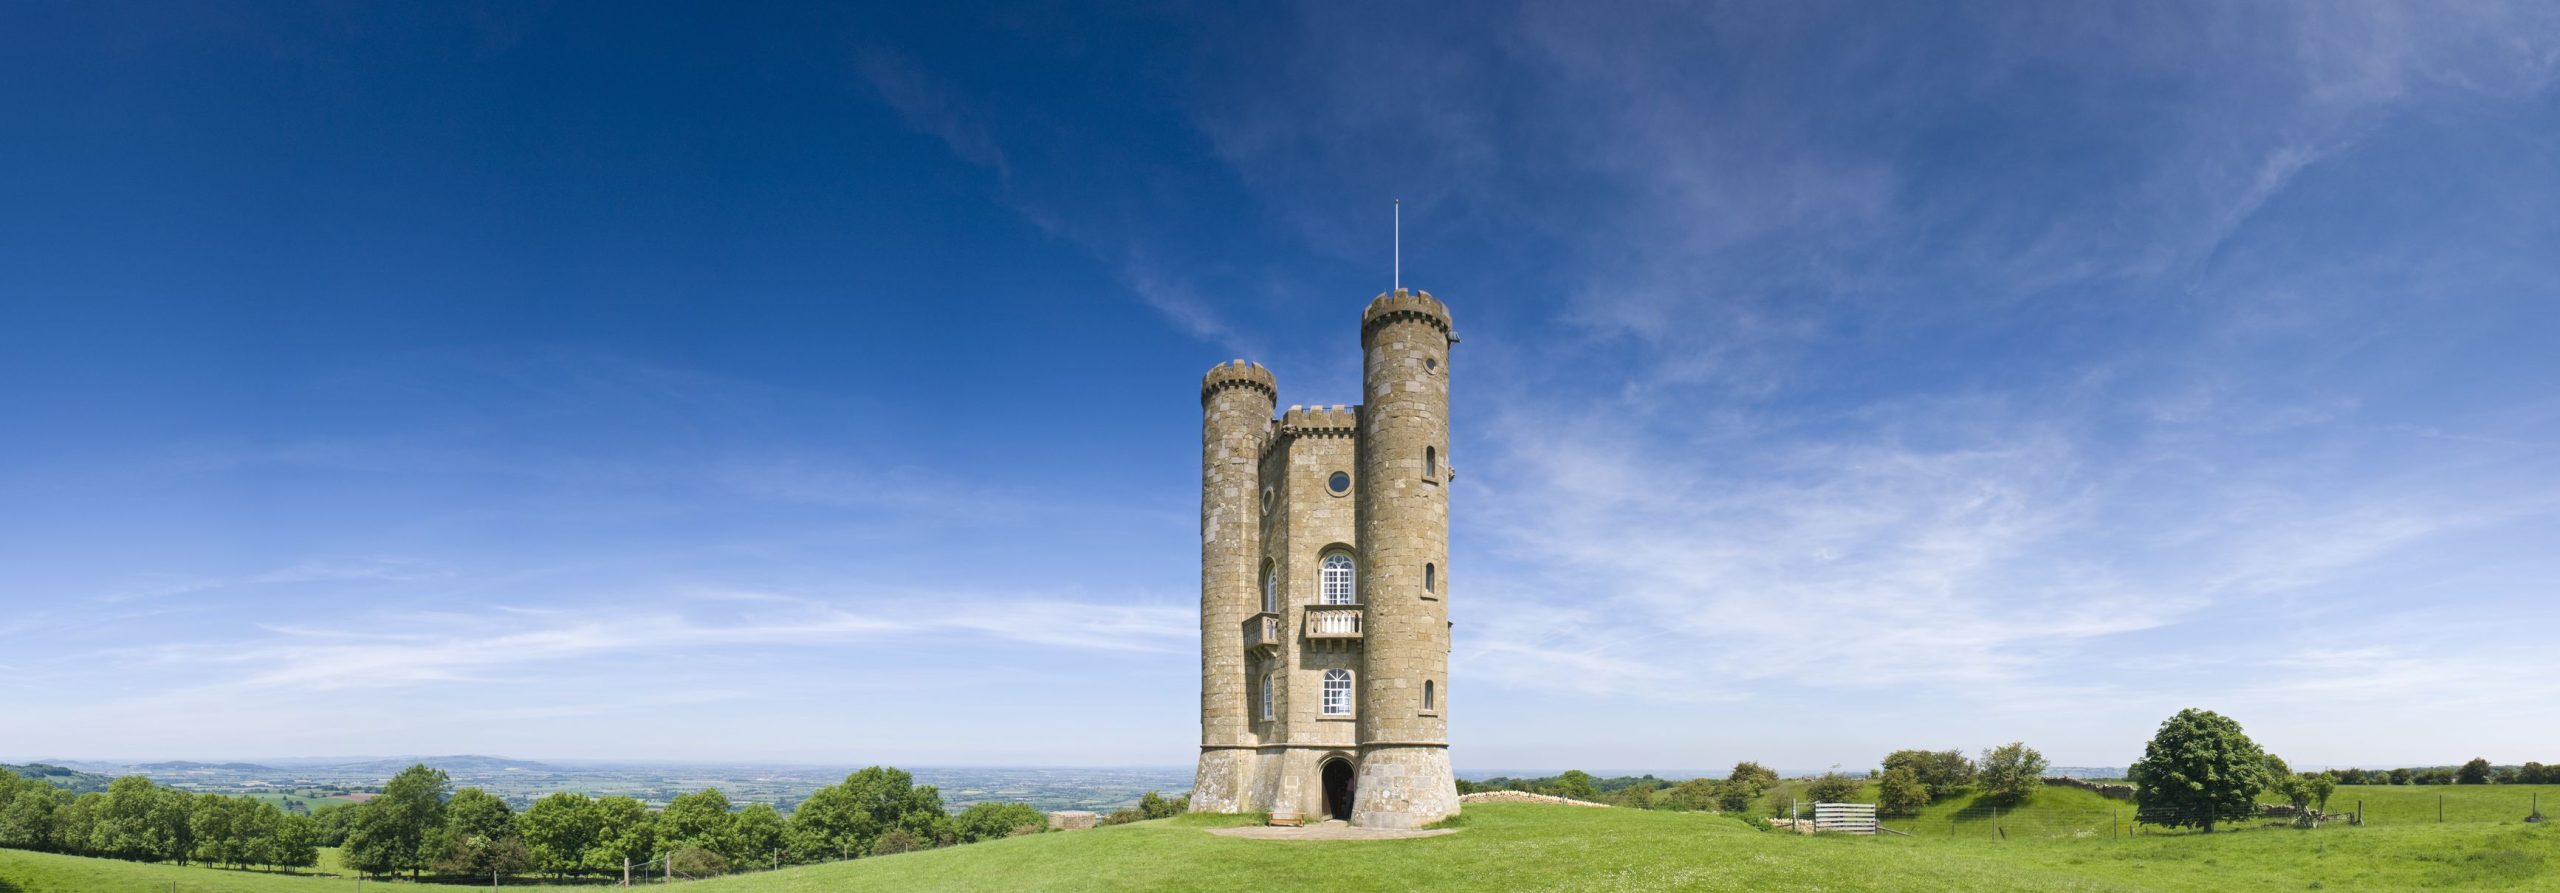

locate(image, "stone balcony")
[[1244, 612, 1282, 654], [1303, 605, 1364, 640]]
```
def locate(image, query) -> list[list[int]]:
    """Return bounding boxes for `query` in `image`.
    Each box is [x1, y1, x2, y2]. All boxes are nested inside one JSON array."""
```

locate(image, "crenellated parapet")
[[1201, 359, 1278, 406], [1278, 404, 1360, 439], [1361, 289, 1454, 339]]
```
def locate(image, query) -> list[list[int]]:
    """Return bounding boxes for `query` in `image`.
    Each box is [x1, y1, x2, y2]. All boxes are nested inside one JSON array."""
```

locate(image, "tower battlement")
[[1361, 288, 1453, 337], [1201, 359, 1278, 405], [1278, 404, 1360, 437]]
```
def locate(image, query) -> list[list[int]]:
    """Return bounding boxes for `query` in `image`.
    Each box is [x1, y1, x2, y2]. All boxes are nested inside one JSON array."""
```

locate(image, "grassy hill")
[[8, 801, 2551, 892]]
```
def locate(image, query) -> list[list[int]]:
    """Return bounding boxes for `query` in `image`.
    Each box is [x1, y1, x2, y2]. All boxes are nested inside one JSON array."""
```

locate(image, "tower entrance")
[[1321, 757, 1356, 821]]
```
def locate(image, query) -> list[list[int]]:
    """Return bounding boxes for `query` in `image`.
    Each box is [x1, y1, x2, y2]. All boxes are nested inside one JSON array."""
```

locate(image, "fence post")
[[623, 856, 631, 887], [2112, 808, 2118, 839], [2439, 794, 2445, 823]]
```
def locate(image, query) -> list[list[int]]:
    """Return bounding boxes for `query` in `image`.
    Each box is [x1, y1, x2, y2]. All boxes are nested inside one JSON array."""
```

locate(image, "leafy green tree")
[[0, 778, 67, 849], [2389, 768, 2412, 785], [952, 802, 1046, 843], [729, 803, 788, 868], [271, 812, 321, 871], [1978, 742, 2048, 805], [1876, 766, 1929, 816], [583, 796, 656, 875], [2300, 773, 2337, 813], [2523, 762, 2551, 784], [345, 763, 450, 879], [50, 793, 100, 853], [1727, 762, 1779, 789], [787, 767, 949, 861], [308, 802, 356, 847], [1804, 772, 1863, 804], [1713, 779, 1759, 814], [1659, 778, 1719, 812], [1881, 750, 1976, 800], [1552, 770, 1599, 801], [2128, 708, 2268, 832], [519, 792, 600, 878], [660, 788, 736, 867], [93, 776, 189, 863], [2458, 757, 2493, 784]]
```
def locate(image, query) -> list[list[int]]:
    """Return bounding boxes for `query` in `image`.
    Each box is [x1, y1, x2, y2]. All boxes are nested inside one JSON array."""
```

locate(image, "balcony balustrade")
[[1303, 605, 1364, 639]]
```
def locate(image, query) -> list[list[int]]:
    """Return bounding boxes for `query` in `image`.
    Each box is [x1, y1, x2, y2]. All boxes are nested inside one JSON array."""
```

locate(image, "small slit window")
[[1424, 563, 1435, 593], [1425, 446, 1437, 479], [1424, 680, 1435, 711], [1322, 669, 1352, 716], [1320, 553, 1356, 605]]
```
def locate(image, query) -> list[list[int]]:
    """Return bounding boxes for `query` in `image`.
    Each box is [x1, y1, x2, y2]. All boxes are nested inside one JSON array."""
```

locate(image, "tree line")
[[0, 772, 321, 871], [1455, 741, 2051, 818], [1, 762, 1053, 883]]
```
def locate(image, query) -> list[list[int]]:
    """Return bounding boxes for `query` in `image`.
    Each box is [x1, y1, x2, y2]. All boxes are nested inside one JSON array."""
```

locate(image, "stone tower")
[[1189, 289, 1459, 828]]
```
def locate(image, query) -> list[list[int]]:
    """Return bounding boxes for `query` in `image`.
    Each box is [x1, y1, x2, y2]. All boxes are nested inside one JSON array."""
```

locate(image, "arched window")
[[1424, 680, 1435, 710], [1262, 563, 1278, 614], [1320, 553, 1356, 605], [1425, 446, 1437, 479], [1261, 673, 1275, 721], [1322, 669, 1352, 716], [1424, 563, 1436, 593]]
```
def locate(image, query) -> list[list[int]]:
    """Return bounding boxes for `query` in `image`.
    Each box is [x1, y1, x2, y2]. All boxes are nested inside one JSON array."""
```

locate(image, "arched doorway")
[[1320, 757, 1356, 821]]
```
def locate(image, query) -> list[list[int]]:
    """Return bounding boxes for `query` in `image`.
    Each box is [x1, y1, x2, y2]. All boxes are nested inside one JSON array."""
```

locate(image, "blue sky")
[[3, 2, 2556, 772]]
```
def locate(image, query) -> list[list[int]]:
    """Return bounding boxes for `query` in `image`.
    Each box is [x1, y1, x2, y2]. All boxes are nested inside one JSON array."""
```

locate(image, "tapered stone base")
[[1350, 745, 1459, 829], [1190, 747, 1256, 813]]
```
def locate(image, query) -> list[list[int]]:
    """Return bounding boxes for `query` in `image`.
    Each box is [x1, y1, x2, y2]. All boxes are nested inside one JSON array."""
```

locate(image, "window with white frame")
[[1261, 673, 1275, 721], [1262, 563, 1277, 613], [1320, 553, 1356, 605], [1322, 669, 1352, 716]]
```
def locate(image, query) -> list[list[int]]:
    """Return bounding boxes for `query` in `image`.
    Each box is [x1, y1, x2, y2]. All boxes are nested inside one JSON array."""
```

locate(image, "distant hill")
[[134, 761, 281, 773], [3, 763, 115, 794], [325, 755, 561, 775]]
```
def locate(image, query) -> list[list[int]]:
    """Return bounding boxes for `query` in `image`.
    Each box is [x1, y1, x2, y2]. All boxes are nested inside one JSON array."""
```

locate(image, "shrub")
[[1804, 773, 1862, 804], [1714, 780, 1758, 814], [1877, 766, 1929, 817], [2458, 758, 2493, 785], [1882, 749, 1976, 800], [1659, 779, 1719, 812], [1096, 809, 1146, 827], [869, 830, 923, 856], [1978, 742, 2048, 805], [667, 845, 727, 877]]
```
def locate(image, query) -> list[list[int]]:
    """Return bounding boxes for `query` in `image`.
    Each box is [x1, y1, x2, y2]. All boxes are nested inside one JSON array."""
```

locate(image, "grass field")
[[8, 800, 2553, 892]]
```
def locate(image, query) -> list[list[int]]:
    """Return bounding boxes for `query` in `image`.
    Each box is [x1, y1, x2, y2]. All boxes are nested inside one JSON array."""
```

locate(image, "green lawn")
[[7, 801, 2554, 892]]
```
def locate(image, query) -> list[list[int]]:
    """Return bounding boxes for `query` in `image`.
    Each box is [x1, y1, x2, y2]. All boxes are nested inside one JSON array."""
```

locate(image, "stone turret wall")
[[1193, 360, 1274, 813], [1352, 289, 1459, 829]]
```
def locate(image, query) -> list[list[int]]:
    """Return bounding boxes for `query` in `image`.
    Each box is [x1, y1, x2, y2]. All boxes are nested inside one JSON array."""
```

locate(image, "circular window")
[[1327, 471, 1352, 495], [1261, 487, 1275, 514], [1424, 356, 1438, 373]]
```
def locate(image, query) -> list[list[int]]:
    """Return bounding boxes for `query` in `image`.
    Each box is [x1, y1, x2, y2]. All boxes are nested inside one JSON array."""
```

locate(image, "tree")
[[1137, 791, 1186, 819], [2458, 758, 2493, 785], [433, 787, 529, 885], [1552, 770, 1599, 802], [659, 788, 736, 867], [1804, 773, 1862, 804], [787, 767, 949, 861], [1978, 742, 2048, 805], [345, 764, 450, 879], [0, 779, 68, 850], [729, 803, 788, 868], [583, 796, 656, 876], [1877, 766, 1930, 817], [1881, 750, 1975, 800], [2128, 708, 2268, 832], [519, 793, 600, 879], [271, 812, 321, 872], [1660, 778, 1720, 812], [2523, 762, 2551, 785], [2389, 768, 2412, 785], [1713, 779, 1759, 814], [2300, 773, 2337, 814], [1727, 762, 1779, 789], [952, 802, 1045, 844]]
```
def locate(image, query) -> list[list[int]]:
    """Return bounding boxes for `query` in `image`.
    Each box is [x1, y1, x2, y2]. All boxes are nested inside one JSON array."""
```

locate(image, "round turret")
[[1201, 359, 1278, 406], [1352, 288, 1460, 829], [1193, 357, 1277, 813]]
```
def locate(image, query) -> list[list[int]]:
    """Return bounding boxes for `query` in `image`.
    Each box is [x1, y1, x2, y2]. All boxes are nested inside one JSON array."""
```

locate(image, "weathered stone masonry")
[[1190, 289, 1460, 828]]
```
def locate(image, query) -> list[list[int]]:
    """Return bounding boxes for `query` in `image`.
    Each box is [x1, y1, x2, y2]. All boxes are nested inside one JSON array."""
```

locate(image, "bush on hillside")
[[1097, 808, 1147, 826], [1881, 749, 1976, 800], [1137, 791, 1187, 819], [1877, 766, 1929, 816], [1804, 773, 1862, 804], [1978, 742, 2048, 805]]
